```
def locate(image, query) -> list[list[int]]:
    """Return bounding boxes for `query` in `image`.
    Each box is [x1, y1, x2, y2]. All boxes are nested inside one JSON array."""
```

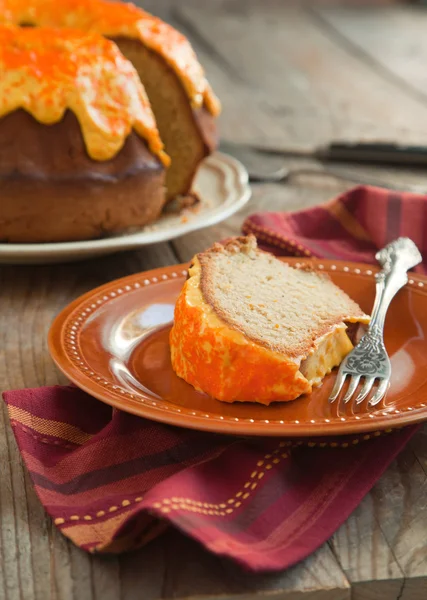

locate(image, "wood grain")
[[313, 5, 427, 107], [177, 0, 427, 147], [368, 444, 427, 599], [118, 530, 350, 600], [1, 2, 427, 599], [329, 491, 404, 600]]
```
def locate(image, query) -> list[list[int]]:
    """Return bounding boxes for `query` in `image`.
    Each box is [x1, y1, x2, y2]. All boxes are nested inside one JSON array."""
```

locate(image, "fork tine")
[[343, 375, 360, 404], [368, 378, 390, 406], [328, 369, 347, 403], [355, 376, 376, 404]]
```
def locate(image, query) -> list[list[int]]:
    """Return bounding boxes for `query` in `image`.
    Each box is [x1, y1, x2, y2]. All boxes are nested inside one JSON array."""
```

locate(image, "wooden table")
[[2, 1, 427, 598]]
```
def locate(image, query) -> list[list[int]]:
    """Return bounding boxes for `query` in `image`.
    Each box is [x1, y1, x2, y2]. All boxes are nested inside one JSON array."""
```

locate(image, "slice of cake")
[[170, 236, 369, 405]]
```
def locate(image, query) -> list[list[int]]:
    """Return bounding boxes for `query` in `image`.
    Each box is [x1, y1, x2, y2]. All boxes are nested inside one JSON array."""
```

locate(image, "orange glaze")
[[170, 278, 311, 406], [0, 25, 169, 163], [0, 0, 221, 116]]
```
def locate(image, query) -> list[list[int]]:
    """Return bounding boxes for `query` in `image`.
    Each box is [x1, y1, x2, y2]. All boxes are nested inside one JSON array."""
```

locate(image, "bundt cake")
[[0, 0, 220, 203], [0, 25, 170, 242], [170, 236, 370, 405]]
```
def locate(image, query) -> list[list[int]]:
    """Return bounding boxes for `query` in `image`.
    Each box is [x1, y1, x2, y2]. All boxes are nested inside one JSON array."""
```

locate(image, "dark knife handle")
[[317, 142, 427, 166]]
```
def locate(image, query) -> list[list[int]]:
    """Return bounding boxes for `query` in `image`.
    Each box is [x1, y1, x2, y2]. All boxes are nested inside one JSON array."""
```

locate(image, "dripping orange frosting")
[[0, 24, 169, 163], [0, 0, 221, 116]]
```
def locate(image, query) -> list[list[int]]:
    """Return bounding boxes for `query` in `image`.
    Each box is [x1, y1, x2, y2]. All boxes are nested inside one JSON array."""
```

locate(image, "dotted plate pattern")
[[54, 260, 427, 436]]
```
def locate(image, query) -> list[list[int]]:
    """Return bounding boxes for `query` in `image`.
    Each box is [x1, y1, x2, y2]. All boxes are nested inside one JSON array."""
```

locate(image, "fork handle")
[[369, 238, 422, 334], [369, 270, 403, 334]]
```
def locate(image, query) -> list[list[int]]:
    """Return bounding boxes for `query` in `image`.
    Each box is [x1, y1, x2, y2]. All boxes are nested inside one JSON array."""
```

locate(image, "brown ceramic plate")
[[49, 259, 427, 437]]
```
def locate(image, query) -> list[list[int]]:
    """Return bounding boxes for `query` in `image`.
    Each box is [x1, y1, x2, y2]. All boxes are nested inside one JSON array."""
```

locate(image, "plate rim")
[[48, 258, 427, 437], [0, 152, 251, 261]]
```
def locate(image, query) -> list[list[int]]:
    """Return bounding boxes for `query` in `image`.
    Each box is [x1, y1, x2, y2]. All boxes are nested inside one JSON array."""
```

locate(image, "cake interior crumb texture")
[[116, 39, 213, 202], [199, 236, 367, 359]]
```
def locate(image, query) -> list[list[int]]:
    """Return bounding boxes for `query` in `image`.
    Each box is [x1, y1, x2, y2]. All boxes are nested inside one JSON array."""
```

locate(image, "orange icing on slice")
[[170, 289, 312, 405], [170, 259, 361, 405], [170, 260, 312, 405], [0, 0, 221, 116], [0, 25, 169, 164]]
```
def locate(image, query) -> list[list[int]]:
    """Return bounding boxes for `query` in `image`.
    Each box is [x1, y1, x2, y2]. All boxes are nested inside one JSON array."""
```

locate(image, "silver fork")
[[329, 238, 422, 407]]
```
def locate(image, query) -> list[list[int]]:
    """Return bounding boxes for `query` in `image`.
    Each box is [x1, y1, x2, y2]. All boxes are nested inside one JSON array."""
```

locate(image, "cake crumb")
[[176, 193, 200, 210]]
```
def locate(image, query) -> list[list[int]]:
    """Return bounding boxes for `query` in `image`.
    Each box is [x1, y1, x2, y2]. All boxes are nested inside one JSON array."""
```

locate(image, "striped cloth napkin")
[[2, 185, 423, 572], [243, 184, 427, 272]]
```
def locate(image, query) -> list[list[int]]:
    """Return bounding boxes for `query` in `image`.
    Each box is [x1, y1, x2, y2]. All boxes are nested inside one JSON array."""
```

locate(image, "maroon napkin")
[[2, 185, 422, 572], [243, 184, 427, 272], [2, 387, 417, 570]]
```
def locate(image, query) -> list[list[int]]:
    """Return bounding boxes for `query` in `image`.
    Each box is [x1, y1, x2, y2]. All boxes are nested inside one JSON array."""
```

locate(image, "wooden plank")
[[91, 555, 121, 600], [410, 424, 427, 477], [312, 5, 427, 106], [0, 404, 22, 600], [50, 527, 74, 600], [24, 467, 52, 600], [368, 440, 427, 600], [329, 494, 404, 600], [119, 528, 350, 600], [176, 0, 427, 148]]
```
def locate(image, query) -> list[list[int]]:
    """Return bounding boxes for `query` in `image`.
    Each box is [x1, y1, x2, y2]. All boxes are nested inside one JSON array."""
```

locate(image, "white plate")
[[0, 152, 251, 264]]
